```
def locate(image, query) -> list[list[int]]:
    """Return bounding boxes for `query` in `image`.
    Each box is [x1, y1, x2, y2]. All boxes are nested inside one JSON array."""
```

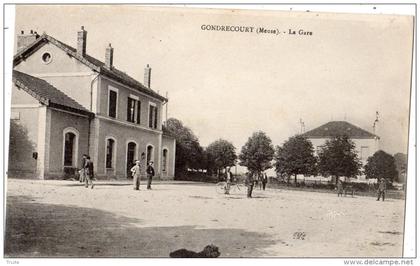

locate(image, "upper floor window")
[[41, 52, 52, 64], [108, 87, 118, 118], [127, 95, 141, 124], [149, 103, 158, 129]]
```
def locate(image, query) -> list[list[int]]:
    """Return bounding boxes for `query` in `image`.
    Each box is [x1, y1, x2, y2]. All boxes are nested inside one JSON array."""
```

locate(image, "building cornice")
[[96, 114, 163, 135]]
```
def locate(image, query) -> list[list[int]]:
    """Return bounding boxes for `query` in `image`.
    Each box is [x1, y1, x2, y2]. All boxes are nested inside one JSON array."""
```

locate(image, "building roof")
[[13, 70, 93, 117], [302, 121, 379, 139], [13, 33, 167, 102]]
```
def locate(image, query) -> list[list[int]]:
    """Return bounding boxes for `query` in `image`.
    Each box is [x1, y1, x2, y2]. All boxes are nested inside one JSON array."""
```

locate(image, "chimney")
[[144, 64, 152, 88], [77, 26, 87, 57], [105, 43, 114, 69], [17, 30, 40, 53]]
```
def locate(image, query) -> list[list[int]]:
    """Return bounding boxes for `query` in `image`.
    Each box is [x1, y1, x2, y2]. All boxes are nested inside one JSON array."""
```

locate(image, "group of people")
[[78, 154, 95, 189], [78, 152, 156, 191], [130, 154, 155, 191], [336, 177, 388, 201], [244, 171, 268, 198], [223, 168, 268, 198]]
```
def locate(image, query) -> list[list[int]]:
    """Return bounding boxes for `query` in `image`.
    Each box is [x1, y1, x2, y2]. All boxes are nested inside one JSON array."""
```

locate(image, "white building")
[[302, 121, 380, 179]]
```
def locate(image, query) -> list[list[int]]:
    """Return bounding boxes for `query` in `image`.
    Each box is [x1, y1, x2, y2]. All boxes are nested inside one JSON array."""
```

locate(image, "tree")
[[206, 139, 237, 177], [8, 120, 36, 173], [164, 118, 203, 176], [239, 131, 275, 174], [318, 135, 361, 183], [274, 135, 317, 185], [365, 150, 398, 181], [394, 153, 407, 183]]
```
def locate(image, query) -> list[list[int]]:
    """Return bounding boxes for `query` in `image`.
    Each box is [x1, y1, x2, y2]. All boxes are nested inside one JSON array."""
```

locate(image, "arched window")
[[63, 128, 79, 168], [162, 149, 168, 172], [146, 145, 154, 164], [126, 141, 137, 177], [106, 138, 116, 169]]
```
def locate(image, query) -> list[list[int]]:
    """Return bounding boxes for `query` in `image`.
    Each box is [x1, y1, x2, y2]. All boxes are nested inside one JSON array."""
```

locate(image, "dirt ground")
[[4, 179, 405, 258]]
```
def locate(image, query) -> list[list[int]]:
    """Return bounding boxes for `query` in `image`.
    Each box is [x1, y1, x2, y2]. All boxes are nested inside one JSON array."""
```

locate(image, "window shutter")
[[109, 90, 117, 118], [137, 101, 141, 124], [154, 107, 158, 129], [149, 105, 153, 128], [127, 97, 131, 122]]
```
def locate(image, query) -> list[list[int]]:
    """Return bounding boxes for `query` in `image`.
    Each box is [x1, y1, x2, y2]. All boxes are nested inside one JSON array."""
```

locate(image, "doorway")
[[126, 142, 137, 178]]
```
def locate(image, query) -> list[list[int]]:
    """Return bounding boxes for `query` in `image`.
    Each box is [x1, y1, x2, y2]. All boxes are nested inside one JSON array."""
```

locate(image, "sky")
[[14, 5, 413, 155]]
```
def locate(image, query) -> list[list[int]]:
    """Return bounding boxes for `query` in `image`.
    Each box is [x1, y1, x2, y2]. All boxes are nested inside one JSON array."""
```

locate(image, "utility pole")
[[373, 111, 379, 135], [373, 111, 380, 150], [165, 91, 168, 125], [299, 118, 305, 134]]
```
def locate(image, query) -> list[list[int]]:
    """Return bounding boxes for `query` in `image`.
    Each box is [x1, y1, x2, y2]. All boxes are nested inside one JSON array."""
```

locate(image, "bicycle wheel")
[[236, 184, 245, 193], [215, 182, 226, 194]]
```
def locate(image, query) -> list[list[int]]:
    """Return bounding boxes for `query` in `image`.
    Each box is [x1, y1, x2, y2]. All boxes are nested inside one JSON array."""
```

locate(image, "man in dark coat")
[[245, 171, 255, 198], [146, 161, 155, 190], [262, 173, 268, 191], [84, 155, 94, 189], [377, 178, 386, 201]]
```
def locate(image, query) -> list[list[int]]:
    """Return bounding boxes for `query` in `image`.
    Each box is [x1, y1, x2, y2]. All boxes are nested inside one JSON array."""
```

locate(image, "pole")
[[165, 91, 168, 124]]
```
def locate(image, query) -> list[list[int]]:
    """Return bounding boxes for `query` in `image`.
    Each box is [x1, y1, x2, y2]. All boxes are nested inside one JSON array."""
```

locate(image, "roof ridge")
[[13, 33, 167, 102], [303, 120, 378, 139], [13, 70, 92, 116]]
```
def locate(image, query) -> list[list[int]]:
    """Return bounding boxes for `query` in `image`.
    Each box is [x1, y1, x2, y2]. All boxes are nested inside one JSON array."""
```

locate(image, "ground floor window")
[[63, 128, 79, 167], [147, 145, 154, 164], [126, 142, 137, 176], [106, 138, 115, 169], [162, 149, 168, 172]]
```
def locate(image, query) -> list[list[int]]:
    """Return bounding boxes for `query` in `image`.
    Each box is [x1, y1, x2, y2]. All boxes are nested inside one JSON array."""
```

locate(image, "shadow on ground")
[[5, 195, 276, 258], [62, 183, 132, 187]]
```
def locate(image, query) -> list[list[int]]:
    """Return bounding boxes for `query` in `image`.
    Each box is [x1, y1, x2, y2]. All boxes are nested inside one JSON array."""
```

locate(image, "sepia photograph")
[[2, 3, 415, 260]]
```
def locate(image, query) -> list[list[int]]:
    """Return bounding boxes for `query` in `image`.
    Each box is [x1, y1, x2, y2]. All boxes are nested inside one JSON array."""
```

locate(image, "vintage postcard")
[[3, 4, 415, 260]]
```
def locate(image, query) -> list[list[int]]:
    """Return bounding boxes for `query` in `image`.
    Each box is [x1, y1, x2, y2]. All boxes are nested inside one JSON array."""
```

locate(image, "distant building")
[[302, 121, 379, 179], [8, 27, 176, 179]]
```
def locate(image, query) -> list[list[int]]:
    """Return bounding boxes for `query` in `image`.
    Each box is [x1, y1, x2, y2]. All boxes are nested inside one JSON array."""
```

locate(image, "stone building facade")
[[8, 27, 176, 180]]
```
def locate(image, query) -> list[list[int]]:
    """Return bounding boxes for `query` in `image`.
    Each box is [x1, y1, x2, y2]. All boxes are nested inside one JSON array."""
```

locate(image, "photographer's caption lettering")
[[201, 25, 313, 37]]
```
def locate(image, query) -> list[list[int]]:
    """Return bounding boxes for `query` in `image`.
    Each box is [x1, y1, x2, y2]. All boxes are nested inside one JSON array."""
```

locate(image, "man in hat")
[[146, 161, 155, 190], [377, 178, 387, 201], [84, 155, 94, 189], [245, 171, 255, 198], [224, 167, 232, 195], [79, 154, 87, 183], [337, 179, 344, 197], [131, 160, 142, 190]]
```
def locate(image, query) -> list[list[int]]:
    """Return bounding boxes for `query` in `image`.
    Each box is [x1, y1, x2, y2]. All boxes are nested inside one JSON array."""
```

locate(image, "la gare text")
[[200, 25, 313, 36]]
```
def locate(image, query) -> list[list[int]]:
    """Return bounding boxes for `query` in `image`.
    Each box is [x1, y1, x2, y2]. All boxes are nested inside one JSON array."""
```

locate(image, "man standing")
[[262, 172, 268, 191], [377, 178, 386, 201], [337, 179, 344, 197], [245, 171, 255, 198], [131, 160, 142, 190], [146, 161, 155, 190], [79, 154, 87, 183], [84, 155, 94, 189], [224, 167, 232, 195]]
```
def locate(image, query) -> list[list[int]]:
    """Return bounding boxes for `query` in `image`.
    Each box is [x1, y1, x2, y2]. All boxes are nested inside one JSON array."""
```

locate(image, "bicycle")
[[215, 181, 245, 194]]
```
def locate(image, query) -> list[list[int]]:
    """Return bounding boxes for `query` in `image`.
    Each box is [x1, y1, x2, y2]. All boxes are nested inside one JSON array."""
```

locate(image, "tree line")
[[164, 118, 399, 183]]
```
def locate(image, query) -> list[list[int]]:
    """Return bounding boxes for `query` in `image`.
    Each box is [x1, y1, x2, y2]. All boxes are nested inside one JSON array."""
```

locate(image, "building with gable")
[[302, 121, 380, 179], [8, 27, 176, 180]]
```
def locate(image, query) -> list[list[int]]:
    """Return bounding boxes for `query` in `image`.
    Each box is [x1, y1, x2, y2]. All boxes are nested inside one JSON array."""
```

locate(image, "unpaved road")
[[4, 179, 404, 257]]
